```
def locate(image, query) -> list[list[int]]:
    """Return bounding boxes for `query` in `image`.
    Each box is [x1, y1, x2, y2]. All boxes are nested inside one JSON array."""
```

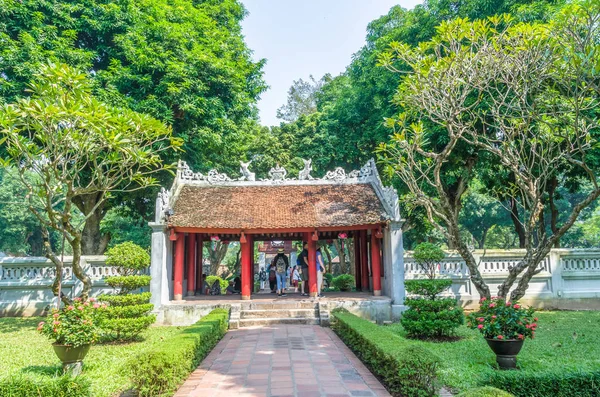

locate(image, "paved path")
[[175, 325, 391, 397]]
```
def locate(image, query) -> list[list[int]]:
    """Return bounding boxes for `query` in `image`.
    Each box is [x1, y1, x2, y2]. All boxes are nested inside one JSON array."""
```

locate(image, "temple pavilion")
[[149, 159, 406, 317]]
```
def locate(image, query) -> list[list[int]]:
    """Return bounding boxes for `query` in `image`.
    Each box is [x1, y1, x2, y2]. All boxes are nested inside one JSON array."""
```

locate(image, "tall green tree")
[[0, 63, 180, 301], [0, 0, 266, 253]]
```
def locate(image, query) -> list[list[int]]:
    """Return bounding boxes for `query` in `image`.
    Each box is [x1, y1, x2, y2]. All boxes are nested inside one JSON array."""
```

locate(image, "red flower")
[[478, 324, 484, 329], [67, 305, 74, 311], [492, 315, 497, 319], [489, 303, 496, 308], [93, 303, 100, 309], [513, 304, 521, 309], [77, 306, 84, 311], [534, 317, 538, 321], [497, 335, 504, 340], [531, 331, 535, 339], [506, 302, 512, 307], [89, 297, 96, 302], [478, 317, 484, 323], [517, 334, 524, 340]]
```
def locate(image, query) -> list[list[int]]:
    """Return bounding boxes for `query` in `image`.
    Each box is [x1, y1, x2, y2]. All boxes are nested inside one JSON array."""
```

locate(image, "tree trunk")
[[548, 176, 560, 248], [322, 244, 333, 274], [209, 241, 230, 275], [333, 240, 346, 274], [347, 239, 355, 277], [73, 193, 110, 254], [510, 197, 526, 248], [477, 228, 488, 249]]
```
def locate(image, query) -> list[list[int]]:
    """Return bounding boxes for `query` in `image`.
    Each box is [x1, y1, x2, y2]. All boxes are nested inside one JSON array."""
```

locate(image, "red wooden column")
[[186, 234, 196, 296], [354, 233, 362, 290], [173, 232, 185, 301], [240, 234, 253, 300], [195, 235, 204, 294], [307, 232, 318, 297], [250, 239, 255, 294], [360, 230, 369, 291], [371, 230, 382, 296]]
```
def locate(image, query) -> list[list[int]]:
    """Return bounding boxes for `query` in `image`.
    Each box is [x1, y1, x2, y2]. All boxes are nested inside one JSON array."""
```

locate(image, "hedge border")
[[482, 369, 600, 397], [129, 308, 229, 397], [331, 309, 440, 397], [0, 374, 91, 397]]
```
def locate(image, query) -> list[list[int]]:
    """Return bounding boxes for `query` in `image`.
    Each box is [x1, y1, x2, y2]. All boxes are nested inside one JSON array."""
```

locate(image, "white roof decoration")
[[155, 158, 400, 223]]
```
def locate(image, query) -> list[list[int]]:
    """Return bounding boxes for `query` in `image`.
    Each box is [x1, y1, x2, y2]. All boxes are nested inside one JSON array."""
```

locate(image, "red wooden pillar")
[[173, 232, 185, 301], [195, 235, 204, 294], [371, 231, 382, 296], [307, 232, 318, 297], [250, 239, 255, 294], [354, 233, 362, 290], [360, 230, 369, 291], [241, 234, 253, 300], [186, 234, 196, 296]]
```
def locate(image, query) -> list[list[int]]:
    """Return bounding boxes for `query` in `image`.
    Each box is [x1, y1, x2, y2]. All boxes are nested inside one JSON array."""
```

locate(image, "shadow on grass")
[[20, 364, 62, 377], [0, 317, 41, 334]]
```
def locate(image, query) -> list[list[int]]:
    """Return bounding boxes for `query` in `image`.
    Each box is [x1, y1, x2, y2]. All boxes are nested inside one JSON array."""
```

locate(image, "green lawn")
[[385, 311, 600, 393], [0, 317, 182, 397]]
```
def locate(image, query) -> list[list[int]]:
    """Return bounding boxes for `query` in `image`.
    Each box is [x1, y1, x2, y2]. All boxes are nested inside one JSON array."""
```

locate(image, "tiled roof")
[[168, 184, 389, 229]]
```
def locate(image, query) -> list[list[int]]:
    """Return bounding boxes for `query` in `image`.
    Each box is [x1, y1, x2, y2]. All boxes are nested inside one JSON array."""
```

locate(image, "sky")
[[241, 1, 423, 127]]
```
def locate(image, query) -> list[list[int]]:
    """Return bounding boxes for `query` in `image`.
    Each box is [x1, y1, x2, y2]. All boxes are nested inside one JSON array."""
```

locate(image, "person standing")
[[300, 242, 309, 296], [273, 249, 289, 297], [316, 247, 325, 297], [259, 267, 267, 291], [292, 266, 300, 292], [269, 260, 277, 293]]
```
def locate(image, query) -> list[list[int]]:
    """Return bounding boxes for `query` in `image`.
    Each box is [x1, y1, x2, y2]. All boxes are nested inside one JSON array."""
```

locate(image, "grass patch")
[[0, 317, 182, 397], [385, 311, 600, 393]]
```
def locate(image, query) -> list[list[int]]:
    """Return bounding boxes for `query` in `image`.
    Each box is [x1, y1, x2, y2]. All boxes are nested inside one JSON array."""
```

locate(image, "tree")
[[379, 3, 600, 300], [277, 75, 327, 122], [0, 63, 180, 302], [0, 0, 266, 253]]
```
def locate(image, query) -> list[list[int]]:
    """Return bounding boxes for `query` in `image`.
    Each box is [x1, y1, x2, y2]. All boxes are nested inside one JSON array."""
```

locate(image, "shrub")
[[205, 276, 228, 294], [402, 278, 463, 338], [413, 242, 445, 279], [331, 309, 439, 397], [482, 370, 600, 397], [401, 298, 464, 338], [129, 308, 229, 397], [331, 274, 355, 291], [324, 273, 333, 286], [467, 297, 536, 341], [100, 242, 154, 342], [457, 386, 513, 397], [0, 374, 91, 397], [105, 241, 150, 274], [105, 275, 152, 292], [97, 292, 151, 306]]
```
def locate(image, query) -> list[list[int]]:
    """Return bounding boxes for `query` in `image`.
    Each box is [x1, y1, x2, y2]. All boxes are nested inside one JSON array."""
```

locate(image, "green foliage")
[[0, 374, 91, 397], [405, 279, 452, 298], [331, 274, 355, 291], [401, 298, 464, 339], [37, 299, 106, 347], [456, 386, 513, 397], [402, 278, 463, 338], [331, 310, 440, 397], [105, 242, 150, 273], [467, 298, 537, 340], [99, 316, 157, 342], [105, 276, 151, 293], [413, 243, 445, 279], [97, 292, 151, 307], [482, 370, 600, 397], [102, 303, 154, 319], [205, 276, 229, 294], [129, 309, 229, 397]]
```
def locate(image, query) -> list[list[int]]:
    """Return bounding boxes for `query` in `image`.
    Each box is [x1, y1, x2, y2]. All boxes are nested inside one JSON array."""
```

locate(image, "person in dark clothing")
[[268, 261, 277, 293], [300, 242, 309, 296], [233, 276, 241, 293], [273, 249, 289, 297]]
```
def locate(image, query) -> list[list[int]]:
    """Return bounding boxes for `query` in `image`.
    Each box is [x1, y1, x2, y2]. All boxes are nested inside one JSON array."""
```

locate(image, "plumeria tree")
[[378, 2, 600, 300], [0, 63, 181, 303]]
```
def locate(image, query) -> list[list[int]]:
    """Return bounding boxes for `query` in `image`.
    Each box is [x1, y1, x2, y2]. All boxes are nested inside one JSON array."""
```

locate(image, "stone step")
[[241, 302, 318, 310], [240, 309, 319, 319], [239, 317, 320, 327]]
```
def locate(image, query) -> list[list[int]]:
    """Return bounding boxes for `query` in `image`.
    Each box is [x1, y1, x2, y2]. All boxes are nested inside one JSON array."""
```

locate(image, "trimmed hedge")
[[331, 310, 440, 397], [0, 374, 90, 397], [457, 386, 513, 397], [129, 308, 229, 397], [332, 274, 355, 291], [97, 292, 151, 306], [482, 370, 600, 397]]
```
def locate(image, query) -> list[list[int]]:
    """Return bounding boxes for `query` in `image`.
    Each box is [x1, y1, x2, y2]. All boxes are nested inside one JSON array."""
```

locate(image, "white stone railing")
[[0, 255, 150, 316], [404, 248, 600, 309]]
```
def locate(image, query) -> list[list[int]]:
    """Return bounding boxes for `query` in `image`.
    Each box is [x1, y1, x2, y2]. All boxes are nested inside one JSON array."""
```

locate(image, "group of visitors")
[[259, 242, 326, 297]]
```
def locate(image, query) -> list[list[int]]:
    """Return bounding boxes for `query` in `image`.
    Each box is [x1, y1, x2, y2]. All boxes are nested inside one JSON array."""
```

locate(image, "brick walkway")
[[175, 325, 391, 397]]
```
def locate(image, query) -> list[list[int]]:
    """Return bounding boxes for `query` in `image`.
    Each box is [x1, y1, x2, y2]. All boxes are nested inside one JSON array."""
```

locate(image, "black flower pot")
[[485, 338, 524, 370]]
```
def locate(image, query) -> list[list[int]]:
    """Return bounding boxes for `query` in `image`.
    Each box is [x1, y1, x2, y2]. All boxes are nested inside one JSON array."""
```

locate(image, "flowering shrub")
[[37, 298, 106, 347], [338, 233, 348, 239], [467, 297, 537, 340]]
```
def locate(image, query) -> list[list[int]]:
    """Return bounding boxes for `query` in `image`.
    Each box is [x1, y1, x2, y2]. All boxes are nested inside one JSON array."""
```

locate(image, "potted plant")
[[468, 297, 537, 369], [37, 297, 106, 373]]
